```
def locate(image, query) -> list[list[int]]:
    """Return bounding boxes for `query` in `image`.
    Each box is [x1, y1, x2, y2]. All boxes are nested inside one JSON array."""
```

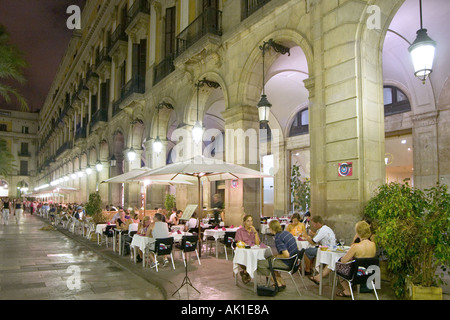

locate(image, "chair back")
[[180, 235, 199, 253], [352, 257, 380, 285], [154, 237, 174, 255], [292, 248, 305, 274], [223, 231, 236, 247], [128, 231, 137, 237]]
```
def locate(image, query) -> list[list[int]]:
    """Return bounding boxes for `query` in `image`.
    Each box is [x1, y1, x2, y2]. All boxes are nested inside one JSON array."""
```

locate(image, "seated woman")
[[148, 213, 170, 267], [235, 214, 261, 284], [256, 220, 299, 290], [285, 213, 307, 239], [135, 216, 152, 262], [185, 211, 198, 232], [310, 220, 376, 297]]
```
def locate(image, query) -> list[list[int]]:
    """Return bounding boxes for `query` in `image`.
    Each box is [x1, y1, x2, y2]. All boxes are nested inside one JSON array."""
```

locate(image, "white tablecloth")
[[233, 247, 269, 279], [315, 249, 347, 271], [169, 231, 193, 242], [130, 234, 155, 252], [203, 227, 240, 241], [296, 240, 311, 250], [170, 225, 185, 232], [96, 224, 115, 234]]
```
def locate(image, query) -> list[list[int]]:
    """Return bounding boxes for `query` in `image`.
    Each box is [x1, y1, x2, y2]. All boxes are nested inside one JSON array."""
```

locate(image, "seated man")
[[303, 215, 336, 275], [257, 219, 298, 290], [148, 213, 170, 267]]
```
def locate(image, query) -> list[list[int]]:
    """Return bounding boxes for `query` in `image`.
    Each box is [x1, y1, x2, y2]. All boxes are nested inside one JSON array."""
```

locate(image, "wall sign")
[[231, 180, 239, 188], [338, 162, 353, 177]]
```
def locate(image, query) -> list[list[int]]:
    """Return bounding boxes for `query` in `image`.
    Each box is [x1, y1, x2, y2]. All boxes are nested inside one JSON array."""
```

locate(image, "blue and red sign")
[[338, 162, 353, 177]]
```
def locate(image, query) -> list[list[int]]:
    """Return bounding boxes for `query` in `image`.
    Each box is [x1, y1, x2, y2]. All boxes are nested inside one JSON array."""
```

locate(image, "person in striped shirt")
[[256, 219, 299, 290]]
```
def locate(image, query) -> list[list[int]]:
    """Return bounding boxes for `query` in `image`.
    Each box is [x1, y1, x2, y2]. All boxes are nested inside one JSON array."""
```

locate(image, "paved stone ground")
[[1, 212, 448, 301]]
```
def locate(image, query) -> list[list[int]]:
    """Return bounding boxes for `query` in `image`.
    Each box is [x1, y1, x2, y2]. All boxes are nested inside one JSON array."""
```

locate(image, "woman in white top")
[[185, 212, 198, 231]]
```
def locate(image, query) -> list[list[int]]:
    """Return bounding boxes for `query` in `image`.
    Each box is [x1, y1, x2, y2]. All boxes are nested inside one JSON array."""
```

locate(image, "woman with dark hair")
[[286, 213, 307, 239], [235, 214, 261, 284]]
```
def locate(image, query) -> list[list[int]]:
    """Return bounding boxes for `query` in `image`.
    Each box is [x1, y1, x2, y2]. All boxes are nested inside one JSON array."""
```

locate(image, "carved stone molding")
[[411, 111, 438, 128]]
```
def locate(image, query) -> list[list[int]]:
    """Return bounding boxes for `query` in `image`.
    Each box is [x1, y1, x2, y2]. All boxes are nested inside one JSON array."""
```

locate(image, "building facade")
[[0, 108, 39, 197], [32, 0, 450, 241]]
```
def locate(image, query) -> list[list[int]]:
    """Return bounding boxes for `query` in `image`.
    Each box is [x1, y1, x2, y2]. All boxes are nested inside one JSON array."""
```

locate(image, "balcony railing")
[[119, 74, 145, 101], [95, 47, 112, 69], [126, 0, 150, 27], [153, 54, 175, 85], [176, 7, 222, 57], [91, 108, 108, 126], [109, 24, 128, 53], [75, 126, 87, 141], [18, 151, 31, 157], [55, 141, 73, 157], [241, 0, 272, 20]]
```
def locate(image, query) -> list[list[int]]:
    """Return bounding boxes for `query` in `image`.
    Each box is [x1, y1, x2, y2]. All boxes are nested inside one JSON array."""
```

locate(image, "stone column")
[[308, 1, 386, 242], [147, 138, 167, 210], [222, 104, 261, 227], [96, 160, 109, 206], [412, 111, 439, 189], [123, 148, 142, 208]]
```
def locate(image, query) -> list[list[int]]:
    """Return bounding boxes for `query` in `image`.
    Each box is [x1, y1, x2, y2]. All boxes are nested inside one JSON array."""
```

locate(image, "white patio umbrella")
[[101, 168, 193, 185], [133, 155, 272, 255], [101, 168, 192, 210]]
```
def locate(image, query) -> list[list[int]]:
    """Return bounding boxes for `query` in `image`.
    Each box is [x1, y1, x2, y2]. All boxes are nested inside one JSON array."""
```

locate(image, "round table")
[[204, 227, 240, 258], [233, 246, 272, 292], [315, 248, 349, 296]]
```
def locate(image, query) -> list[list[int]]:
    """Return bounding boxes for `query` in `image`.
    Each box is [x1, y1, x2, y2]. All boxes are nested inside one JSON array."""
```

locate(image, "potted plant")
[[85, 192, 105, 224], [290, 164, 310, 213], [364, 182, 449, 299], [164, 193, 176, 213]]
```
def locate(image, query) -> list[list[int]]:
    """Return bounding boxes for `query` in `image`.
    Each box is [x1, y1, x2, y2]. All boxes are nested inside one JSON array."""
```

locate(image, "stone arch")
[[150, 96, 178, 140], [238, 29, 314, 109], [284, 101, 310, 139], [182, 72, 227, 126], [99, 139, 109, 161]]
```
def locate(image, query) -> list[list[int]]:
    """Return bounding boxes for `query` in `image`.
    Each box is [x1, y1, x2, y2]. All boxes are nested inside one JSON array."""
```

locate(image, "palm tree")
[[0, 138, 16, 177], [0, 24, 28, 111]]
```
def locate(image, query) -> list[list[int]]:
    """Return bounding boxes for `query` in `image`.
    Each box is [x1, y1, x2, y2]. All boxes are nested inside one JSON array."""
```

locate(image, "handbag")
[[257, 258, 279, 297], [335, 259, 355, 280]]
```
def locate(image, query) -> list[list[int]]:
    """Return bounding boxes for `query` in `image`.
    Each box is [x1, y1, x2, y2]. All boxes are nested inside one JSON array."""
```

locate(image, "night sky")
[[0, 0, 87, 112]]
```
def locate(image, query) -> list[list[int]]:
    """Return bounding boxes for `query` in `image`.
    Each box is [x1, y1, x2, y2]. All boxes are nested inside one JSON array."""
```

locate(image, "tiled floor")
[[0, 212, 447, 301]]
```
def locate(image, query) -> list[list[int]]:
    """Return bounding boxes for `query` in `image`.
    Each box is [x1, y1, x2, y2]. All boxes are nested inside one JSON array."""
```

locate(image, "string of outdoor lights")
[[34, 160, 104, 192]]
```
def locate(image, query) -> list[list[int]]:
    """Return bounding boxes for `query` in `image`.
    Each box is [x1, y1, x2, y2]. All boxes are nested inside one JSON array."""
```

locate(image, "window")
[[165, 7, 176, 56], [20, 143, 29, 154], [0, 124, 7, 131], [289, 108, 309, 136], [19, 161, 28, 176], [384, 86, 411, 116]]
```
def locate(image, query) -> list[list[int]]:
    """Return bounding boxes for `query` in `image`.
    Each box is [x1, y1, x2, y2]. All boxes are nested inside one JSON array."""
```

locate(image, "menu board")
[[180, 204, 198, 221]]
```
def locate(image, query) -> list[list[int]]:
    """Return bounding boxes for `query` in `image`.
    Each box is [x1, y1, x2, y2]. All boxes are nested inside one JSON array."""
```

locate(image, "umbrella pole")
[[198, 175, 202, 258]]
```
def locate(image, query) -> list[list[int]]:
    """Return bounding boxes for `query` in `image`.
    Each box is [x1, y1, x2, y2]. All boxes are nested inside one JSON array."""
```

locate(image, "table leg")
[[319, 263, 323, 296], [113, 232, 116, 252], [331, 271, 337, 300], [216, 239, 219, 259], [118, 233, 122, 256], [142, 250, 146, 268], [301, 258, 305, 277]]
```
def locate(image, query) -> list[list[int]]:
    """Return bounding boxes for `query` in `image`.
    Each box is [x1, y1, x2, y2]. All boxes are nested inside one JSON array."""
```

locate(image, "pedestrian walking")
[[2, 198, 10, 225], [15, 199, 23, 224]]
